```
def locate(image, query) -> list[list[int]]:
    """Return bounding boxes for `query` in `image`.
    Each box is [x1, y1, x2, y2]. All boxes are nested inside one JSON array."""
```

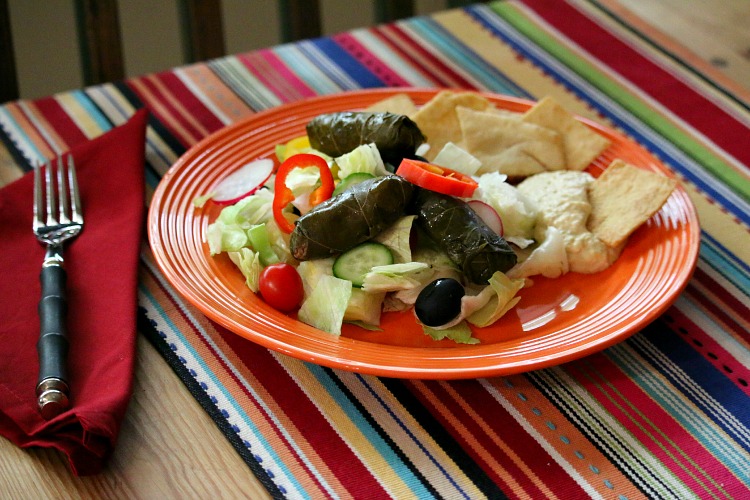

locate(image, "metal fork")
[[33, 155, 84, 420]]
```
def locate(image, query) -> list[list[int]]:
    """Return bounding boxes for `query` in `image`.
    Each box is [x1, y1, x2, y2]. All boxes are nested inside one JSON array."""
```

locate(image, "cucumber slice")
[[333, 242, 394, 287], [332, 172, 376, 197]]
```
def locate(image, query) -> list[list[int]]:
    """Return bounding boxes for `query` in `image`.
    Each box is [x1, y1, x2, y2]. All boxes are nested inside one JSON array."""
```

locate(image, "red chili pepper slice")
[[396, 158, 478, 198], [273, 153, 334, 233]]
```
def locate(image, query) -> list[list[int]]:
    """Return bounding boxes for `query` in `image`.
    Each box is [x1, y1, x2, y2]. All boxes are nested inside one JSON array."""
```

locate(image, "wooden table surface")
[[1, 1, 748, 498]]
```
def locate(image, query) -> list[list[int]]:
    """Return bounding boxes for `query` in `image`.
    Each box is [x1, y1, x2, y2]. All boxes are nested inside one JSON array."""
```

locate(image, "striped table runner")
[[2, 1, 748, 498]]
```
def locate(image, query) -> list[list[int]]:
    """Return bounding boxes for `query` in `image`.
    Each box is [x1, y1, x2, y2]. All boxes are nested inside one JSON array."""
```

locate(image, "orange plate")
[[148, 88, 700, 379]]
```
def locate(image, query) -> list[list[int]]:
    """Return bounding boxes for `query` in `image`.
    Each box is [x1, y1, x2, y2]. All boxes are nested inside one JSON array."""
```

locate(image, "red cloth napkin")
[[0, 109, 148, 475]]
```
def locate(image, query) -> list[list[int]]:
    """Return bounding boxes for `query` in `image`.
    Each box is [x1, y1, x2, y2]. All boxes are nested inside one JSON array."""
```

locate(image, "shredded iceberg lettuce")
[[228, 247, 262, 293], [334, 143, 389, 180], [431, 142, 482, 176], [344, 288, 386, 327], [373, 215, 415, 263], [361, 262, 431, 293], [467, 272, 525, 328], [298, 274, 352, 335], [423, 322, 479, 344], [474, 172, 537, 244], [507, 226, 569, 279]]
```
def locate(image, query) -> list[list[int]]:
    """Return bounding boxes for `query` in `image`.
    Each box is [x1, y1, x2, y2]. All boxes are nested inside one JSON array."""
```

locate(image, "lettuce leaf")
[[335, 143, 389, 180], [467, 272, 525, 327], [474, 172, 537, 243], [423, 322, 479, 344], [361, 262, 431, 293], [373, 215, 415, 263], [228, 248, 262, 293], [298, 274, 353, 335]]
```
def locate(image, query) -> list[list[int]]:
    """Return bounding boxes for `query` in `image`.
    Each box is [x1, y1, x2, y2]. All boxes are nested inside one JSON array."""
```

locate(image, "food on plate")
[[516, 170, 621, 274], [414, 278, 465, 327], [273, 153, 334, 233], [306, 111, 425, 166], [410, 90, 493, 161], [201, 90, 679, 344], [364, 93, 418, 116], [522, 96, 611, 171], [457, 107, 566, 178], [290, 174, 414, 260], [333, 242, 394, 287], [410, 188, 518, 284], [259, 263, 304, 312], [588, 159, 678, 247], [210, 158, 275, 205], [374, 91, 613, 178], [395, 158, 478, 198]]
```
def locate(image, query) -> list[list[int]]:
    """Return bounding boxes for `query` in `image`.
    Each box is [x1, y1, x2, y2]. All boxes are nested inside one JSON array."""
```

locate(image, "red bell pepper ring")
[[395, 158, 478, 198], [273, 153, 334, 233]]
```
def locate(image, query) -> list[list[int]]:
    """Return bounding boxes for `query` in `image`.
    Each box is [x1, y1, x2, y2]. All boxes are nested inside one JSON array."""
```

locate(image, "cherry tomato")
[[259, 263, 304, 312]]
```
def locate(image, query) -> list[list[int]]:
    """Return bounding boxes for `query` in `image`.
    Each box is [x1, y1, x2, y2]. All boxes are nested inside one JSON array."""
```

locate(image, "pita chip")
[[365, 93, 418, 116], [457, 106, 566, 178], [588, 159, 677, 247], [411, 90, 492, 160], [523, 96, 611, 171]]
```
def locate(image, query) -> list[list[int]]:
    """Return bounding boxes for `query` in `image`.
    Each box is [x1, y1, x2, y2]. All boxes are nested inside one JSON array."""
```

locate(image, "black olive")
[[415, 278, 465, 327]]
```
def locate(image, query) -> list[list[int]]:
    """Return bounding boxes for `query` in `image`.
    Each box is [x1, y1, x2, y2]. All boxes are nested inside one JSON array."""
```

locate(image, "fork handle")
[[36, 255, 70, 420]]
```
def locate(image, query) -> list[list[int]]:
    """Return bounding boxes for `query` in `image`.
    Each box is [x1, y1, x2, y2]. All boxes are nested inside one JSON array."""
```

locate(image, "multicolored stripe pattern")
[[2, 1, 749, 497]]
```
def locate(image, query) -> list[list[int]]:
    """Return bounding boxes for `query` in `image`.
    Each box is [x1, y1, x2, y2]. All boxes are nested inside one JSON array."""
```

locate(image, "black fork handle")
[[36, 250, 70, 420]]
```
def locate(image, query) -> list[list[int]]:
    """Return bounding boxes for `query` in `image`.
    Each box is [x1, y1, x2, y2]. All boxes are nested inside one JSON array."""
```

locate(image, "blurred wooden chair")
[[1, 0, 479, 104]]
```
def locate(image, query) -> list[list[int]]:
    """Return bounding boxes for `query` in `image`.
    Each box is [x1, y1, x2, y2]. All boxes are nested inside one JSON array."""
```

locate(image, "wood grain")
[[0, 336, 270, 499]]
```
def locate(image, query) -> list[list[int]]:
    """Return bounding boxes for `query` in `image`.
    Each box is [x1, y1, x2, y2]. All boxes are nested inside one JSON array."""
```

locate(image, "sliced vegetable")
[[333, 242, 393, 287], [297, 274, 353, 335], [334, 143, 389, 181], [507, 226, 569, 279], [414, 278, 465, 327], [423, 322, 479, 344], [273, 153, 334, 233], [212, 158, 275, 205], [228, 248, 262, 293], [467, 200, 503, 236], [344, 288, 386, 326], [275, 135, 313, 162], [247, 224, 280, 266], [431, 142, 482, 176], [259, 263, 304, 312], [332, 172, 375, 197], [396, 158, 478, 198], [361, 262, 431, 293], [466, 271, 525, 327], [474, 172, 537, 242]]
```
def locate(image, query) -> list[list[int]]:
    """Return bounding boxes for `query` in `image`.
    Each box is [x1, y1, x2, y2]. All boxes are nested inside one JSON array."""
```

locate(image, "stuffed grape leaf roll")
[[306, 112, 426, 166], [410, 188, 517, 284], [290, 175, 414, 260]]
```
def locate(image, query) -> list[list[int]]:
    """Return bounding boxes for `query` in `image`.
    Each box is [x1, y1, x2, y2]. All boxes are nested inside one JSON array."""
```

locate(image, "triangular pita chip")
[[457, 107, 566, 177], [411, 90, 492, 160], [365, 93, 418, 116], [523, 96, 611, 171], [587, 160, 677, 247]]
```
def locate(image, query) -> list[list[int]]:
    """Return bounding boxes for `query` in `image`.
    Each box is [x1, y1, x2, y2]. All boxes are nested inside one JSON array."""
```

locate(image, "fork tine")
[[57, 156, 71, 224], [33, 162, 45, 230], [44, 160, 57, 226], [67, 156, 83, 224]]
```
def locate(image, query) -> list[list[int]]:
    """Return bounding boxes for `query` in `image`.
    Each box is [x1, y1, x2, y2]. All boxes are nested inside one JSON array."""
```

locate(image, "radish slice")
[[468, 200, 504, 236], [212, 158, 274, 205]]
